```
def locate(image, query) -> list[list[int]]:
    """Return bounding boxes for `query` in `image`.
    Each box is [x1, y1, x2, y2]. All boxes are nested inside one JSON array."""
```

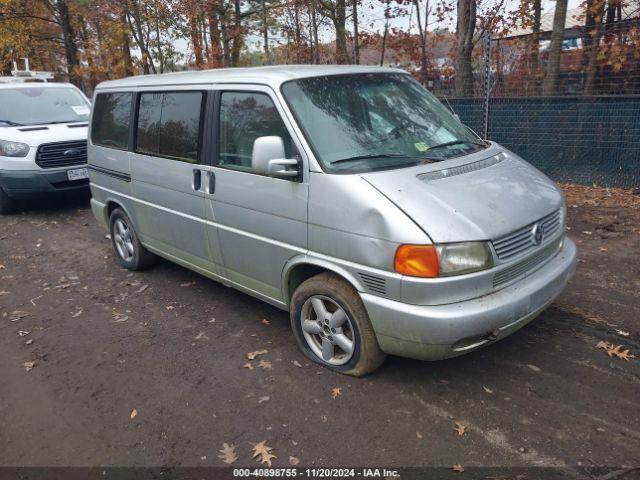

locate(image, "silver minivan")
[[88, 66, 577, 376]]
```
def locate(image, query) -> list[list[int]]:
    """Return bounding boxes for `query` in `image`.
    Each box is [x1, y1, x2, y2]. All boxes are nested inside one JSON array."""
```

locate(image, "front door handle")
[[192, 169, 202, 191], [207, 171, 216, 194]]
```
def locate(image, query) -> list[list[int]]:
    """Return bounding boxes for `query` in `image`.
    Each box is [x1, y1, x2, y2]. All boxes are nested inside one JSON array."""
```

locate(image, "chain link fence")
[[433, 21, 640, 189]]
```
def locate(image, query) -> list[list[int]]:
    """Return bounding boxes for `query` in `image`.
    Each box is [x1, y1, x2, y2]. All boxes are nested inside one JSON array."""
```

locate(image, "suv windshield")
[[0, 87, 89, 127], [281, 73, 485, 173]]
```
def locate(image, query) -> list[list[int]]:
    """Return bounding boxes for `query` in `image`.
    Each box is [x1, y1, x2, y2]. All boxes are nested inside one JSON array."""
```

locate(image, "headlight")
[[395, 242, 493, 278], [0, 139, 30, 157], [436, 242, 493, 276]]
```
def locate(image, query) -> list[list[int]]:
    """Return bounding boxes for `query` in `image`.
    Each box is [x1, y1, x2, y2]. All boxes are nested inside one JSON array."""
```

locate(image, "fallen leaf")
[[615, 329, 630, 337], [607, 345, 635, 361], [252, 440, 276, 467], [9, 310, 28, 322], [261, 319, 270, 326], [292, 360, 302, 368], [72, 308, 83, 318], [527, 364, 541, 372], [289, 456, 300, 466], [165, 305, 175, 310], [136, 284, 149, 293], [454, 422, 466, 436], [483, 386, 494, 394], [112, 311, 129, 323], [0, 264, 5, 269], [180, 281, 196, 287], [258, 359, 272, 370], [599, 247, 608, 252], [331, 387, 342, 399], [247, 349, 268, 360], [17, 330, 30, 337], [25, 339, 34, 346], [416, 431, 423, 439], [130, 409, 138, 419], [23, 361, 36, 371], [194, 331, 208, 340], [244, 362, 254, 370], [258, 396, 270, 404], [597, 341, 636, 361], [452, 464, 464, 473], [218, 443, 238, 464], [0, 290, 9, 295]]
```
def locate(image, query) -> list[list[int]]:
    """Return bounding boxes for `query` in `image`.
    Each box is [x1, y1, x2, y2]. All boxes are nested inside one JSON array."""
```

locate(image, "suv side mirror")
[[251, 136, 299, 178]]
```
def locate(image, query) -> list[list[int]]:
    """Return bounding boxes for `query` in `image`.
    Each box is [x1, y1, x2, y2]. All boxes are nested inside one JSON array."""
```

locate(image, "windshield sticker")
[[414, 142, 429, 152], [72, 105, 90, 116]]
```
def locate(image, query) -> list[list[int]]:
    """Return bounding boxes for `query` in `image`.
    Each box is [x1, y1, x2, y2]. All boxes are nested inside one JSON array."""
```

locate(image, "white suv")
[[0, 82, 91, 214]]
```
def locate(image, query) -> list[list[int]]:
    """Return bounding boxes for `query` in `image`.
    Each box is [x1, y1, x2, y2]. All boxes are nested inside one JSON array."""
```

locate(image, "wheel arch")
[[282, 255, 366, 307]]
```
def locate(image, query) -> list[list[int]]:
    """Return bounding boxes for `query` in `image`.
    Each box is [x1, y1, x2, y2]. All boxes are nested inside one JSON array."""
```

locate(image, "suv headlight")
[[0, 139, 30, 157], [395, 242, 494, 278]]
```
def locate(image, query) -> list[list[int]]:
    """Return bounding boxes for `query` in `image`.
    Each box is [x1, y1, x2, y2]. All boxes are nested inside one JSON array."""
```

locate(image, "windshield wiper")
[[331, 153, 440, 165], [0, 120, 24, 126], [30, 120, 87, 125], [425, 139, 487, 151]]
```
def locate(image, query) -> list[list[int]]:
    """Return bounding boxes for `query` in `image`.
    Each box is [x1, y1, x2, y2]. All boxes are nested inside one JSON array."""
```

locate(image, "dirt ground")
[[0, 186, 639, 472]]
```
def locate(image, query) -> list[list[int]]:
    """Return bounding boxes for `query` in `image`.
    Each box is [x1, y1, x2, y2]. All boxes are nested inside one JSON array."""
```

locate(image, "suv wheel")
[[290, 272, 385, 376], [108, 208, 156, 270]]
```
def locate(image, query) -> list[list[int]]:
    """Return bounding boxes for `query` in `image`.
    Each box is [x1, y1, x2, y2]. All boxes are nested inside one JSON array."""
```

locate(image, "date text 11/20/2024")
[[232, 468, 399, 477]]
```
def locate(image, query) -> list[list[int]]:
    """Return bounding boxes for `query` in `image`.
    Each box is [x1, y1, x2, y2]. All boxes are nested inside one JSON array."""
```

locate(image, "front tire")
[[290, 272, 385, 376], [0, 188, 18, 215], [108, 208, 156, 271]]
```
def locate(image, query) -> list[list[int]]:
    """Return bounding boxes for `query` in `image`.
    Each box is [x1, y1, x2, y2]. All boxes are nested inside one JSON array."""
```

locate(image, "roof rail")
[[0, 58, 54, 83]]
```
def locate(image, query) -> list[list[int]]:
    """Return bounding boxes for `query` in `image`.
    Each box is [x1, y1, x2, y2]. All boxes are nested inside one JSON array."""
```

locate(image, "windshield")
[[281, 73, 485, 173], [0, 87, 89, 127]]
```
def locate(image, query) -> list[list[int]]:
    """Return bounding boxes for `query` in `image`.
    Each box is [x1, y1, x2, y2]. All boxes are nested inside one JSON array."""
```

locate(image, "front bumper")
[[0, 169, 89, 199], [362, 237, 577, 360]]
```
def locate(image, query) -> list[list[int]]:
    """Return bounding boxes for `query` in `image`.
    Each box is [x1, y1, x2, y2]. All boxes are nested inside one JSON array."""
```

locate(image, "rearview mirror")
[[252, 136, 299, 178]]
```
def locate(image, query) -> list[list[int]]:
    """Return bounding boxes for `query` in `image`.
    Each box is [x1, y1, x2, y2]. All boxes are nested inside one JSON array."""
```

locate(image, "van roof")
[[95, 65, 407, 91], [0, 81, 78, 89]]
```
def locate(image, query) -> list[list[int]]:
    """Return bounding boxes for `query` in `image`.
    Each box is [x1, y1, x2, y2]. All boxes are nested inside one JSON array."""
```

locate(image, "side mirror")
[[251, 136, 299, 178]]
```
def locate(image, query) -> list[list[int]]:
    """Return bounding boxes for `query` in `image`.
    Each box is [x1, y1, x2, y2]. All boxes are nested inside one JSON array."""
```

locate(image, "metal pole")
[[483, 34, 491, 139]]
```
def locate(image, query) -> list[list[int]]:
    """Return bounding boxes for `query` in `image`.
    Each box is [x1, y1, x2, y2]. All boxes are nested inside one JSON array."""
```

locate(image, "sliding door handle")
[[192, 169, 202, 191], [207, 171, 216, 194]]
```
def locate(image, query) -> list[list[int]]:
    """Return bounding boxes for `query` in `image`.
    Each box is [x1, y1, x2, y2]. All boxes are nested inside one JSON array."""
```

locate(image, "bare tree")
[[542, 0, 568, 95], [455, 0, 476, 96]]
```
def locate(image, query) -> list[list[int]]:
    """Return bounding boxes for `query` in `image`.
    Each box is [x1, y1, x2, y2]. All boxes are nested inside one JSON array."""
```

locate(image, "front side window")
[[135, 91, 203, 163], [91, 92, 132, 150], [281, 73, 486, 173], [0, 87, 89, 127], [218, 91, 296, 171]]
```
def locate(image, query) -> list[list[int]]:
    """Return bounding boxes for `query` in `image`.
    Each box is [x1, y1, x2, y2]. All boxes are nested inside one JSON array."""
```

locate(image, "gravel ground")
[[0, 189, 638, 472]]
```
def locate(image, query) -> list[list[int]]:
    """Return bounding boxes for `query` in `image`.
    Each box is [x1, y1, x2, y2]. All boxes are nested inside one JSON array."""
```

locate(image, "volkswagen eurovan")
[[0, 82, 91, 213], [88, 66, 577, 376]]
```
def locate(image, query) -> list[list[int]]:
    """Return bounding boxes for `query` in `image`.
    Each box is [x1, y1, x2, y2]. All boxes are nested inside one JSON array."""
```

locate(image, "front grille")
[[359, 273, 387, 295], [493, 236, 563, 288], [36, 140, 87, 168], [492, 209, 562, 260]]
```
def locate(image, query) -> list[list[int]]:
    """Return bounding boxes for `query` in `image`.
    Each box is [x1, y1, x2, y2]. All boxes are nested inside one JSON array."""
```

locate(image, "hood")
[[360, 144, 563, 243], [0, 123, 88, 147]]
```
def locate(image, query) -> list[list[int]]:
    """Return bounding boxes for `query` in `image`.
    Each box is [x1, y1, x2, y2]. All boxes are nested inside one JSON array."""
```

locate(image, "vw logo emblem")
[[531, 223, 544, 245], [63, 148, 80, 157]]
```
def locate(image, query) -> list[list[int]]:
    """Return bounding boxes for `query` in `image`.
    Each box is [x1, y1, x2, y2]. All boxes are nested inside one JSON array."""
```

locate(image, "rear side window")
[[91, 92, 132, 149], [135, 91, 203, 163]]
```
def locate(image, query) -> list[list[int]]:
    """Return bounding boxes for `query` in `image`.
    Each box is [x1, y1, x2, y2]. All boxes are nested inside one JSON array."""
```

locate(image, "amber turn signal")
[[394, 244, 439, 278]]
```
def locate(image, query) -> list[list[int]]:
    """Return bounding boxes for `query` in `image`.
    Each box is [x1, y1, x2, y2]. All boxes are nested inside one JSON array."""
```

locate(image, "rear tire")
[[290, 272, 386, 376], [108, 208, 156, 271], [0, 188, 18, 215]]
